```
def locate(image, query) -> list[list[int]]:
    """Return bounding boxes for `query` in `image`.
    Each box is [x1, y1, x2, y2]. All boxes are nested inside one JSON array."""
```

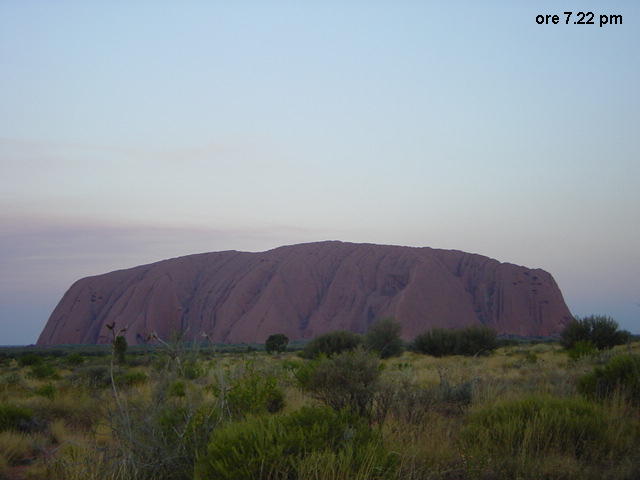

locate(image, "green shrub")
[[365, 317, 404, 359], [412, 326, 497, 357], [0, 404, 34, 432], [561, 315, 630, 350], [34, 384, 56, 400], [568, 340, 597, 360], [157, 404, 189, 434], [523, 351, 538, 364], [456, 325, 498, 355], [265, 333, 289, 354], [579, 354, 640, 405], [461, 395, 636, 474], [226, 371, 284, 417], [18, 353, 43, 367], [169, 380, 186, 398], [65, 353, 85, 366], [181, 359, 204, 380], [281, 358, 304, 373], [412, 328, 458, 357], [300, 330, 363, 359], [28, 363, 57, 379], [297, 349, 380, 417], [195, 406, 394, 480]]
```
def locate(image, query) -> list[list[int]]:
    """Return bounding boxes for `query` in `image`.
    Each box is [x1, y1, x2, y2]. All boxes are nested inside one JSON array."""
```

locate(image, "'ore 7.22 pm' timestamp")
[[536, 12, 622, 27]]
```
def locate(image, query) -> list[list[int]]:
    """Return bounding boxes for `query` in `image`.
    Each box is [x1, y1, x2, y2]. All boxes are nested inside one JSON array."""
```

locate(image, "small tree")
[[114, 335, 128, 364], [412, 328, 458, 357], [365, 317, 403, 359], [412, 326, 497, 357], [456, 325, 498, 356], [300, 330, 363, 359], [561, 315, 630, 350], [265, 334, 289, 354]]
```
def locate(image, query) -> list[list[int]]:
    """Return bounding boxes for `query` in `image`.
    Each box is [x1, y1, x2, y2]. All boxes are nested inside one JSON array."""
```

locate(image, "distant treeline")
[[4, 320, 637, 360]]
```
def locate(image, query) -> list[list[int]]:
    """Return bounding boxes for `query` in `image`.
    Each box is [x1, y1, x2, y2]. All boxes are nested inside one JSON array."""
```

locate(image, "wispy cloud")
[[0, 214, 325, 344], [0, 214, 318, 268]]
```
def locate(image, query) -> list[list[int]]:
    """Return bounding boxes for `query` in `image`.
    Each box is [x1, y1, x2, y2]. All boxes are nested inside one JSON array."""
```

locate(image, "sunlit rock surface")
[[37, 241, 572, 345]]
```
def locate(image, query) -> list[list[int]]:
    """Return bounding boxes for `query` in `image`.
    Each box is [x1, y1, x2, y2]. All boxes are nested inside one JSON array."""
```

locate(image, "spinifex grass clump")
[[461, 395, 637, 478], [91, 376, 218, 480], [373, 371, 473, 424], [68, 365, 113, 389], [0, 430, 34, 468], [26, 391, 97, 431], [211, 360, 285, 419], [0, 404, 34, 433], [34, 384, 56, 400], [118, 370, 148, 387], [296, 349, 380, 417], [567, 340, 597, 360], [579, 354, 640, 405], [0, 372, 23, 391], [195, 406, 395, 480], [27, 363, 57, 380]]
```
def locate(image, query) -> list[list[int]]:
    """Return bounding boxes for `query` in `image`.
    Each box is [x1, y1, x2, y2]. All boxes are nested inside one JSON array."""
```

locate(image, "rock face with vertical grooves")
[[36, 241, 572, 345]]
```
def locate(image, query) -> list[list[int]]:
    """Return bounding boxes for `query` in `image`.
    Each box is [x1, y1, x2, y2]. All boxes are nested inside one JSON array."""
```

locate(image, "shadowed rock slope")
[[37, 241, 572, 345]]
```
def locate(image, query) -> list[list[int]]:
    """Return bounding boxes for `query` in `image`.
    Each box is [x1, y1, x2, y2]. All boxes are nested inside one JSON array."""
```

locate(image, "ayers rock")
[[37, 241, 572, 345]]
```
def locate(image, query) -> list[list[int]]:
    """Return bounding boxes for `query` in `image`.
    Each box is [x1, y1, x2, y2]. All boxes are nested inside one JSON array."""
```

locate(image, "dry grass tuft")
[[0, 430, 34, 465]]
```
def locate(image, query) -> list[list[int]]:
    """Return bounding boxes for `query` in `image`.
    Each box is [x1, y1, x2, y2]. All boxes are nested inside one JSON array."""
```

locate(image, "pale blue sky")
[[1, 1, 638, 344]]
